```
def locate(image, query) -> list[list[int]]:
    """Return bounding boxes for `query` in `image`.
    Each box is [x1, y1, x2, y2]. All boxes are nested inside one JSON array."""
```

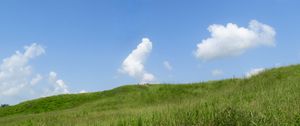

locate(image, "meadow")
[[0, 65, 300, 125]]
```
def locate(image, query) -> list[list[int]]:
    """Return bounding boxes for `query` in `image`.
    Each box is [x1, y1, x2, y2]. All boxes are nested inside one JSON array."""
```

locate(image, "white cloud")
[[43, 71, 69, 96], [30, 74, 43, 86], [141, 73, 155, 83], [0, 43, 45, 97], [211, 69, 223, 76], [245, 68, 265, 78], [163, 61, 173, 71], [195, 20, 276, 61], [49, 71, 57, 82], [120, 38, 155, 84], [0, 43, 70, 104], [79, 90, 87, 93]]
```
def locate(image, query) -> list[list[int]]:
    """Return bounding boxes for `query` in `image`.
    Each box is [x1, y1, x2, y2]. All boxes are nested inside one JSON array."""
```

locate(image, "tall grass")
[[0, 65, 300, 125]]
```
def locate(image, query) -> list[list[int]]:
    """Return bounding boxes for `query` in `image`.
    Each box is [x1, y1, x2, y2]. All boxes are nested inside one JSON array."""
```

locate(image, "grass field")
[[0, 65, 300, 125]]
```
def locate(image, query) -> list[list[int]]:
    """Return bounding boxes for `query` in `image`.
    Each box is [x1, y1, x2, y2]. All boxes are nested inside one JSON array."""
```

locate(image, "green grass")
[[0, 64, 300, 125]]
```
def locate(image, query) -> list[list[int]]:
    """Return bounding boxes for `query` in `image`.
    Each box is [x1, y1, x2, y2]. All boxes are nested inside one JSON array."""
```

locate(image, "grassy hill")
[[0, 65, 300, 125]]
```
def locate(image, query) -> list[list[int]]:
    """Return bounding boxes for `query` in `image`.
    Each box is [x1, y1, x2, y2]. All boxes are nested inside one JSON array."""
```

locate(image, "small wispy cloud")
[[163, 61, 173, 71], [43, 71, 69, 96], [30, 74, 43, 86], [211, 69, 223, 76], [245, 68, 265, 78], [79, 90, 87, 93]]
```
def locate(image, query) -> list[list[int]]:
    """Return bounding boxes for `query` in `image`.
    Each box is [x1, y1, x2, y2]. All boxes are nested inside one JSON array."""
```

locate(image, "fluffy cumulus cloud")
[[245, 68, 265, 78], [120, 38, 155, 84], [195, 20, 276, 61], [0, 43, 70, 104], [163, 61, 173, 71]]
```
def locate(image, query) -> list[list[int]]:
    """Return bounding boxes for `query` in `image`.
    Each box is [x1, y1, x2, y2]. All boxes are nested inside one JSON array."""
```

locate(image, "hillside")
[[0, 65, 300, 125]]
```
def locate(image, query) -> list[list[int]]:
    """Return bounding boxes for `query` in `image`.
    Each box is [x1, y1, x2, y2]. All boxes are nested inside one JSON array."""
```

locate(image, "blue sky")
[[1, 0, 300, 104]]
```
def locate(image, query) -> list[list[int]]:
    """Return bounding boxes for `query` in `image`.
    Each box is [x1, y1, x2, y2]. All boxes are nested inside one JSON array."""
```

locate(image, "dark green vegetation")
[[0, 65, 300, 126], [0, 104, 9, 108]]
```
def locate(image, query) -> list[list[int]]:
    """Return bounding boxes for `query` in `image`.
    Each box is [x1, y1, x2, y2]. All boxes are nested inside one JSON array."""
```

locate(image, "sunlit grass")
[[0, 65, 300, 125]]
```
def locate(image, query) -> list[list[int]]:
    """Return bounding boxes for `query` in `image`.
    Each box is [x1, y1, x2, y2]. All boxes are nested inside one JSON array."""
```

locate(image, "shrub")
[[0, 104, 9, 108]]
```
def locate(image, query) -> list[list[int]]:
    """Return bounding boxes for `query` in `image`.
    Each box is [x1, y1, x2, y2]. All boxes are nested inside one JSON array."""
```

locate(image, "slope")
[[0, 65, 300, 125]]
